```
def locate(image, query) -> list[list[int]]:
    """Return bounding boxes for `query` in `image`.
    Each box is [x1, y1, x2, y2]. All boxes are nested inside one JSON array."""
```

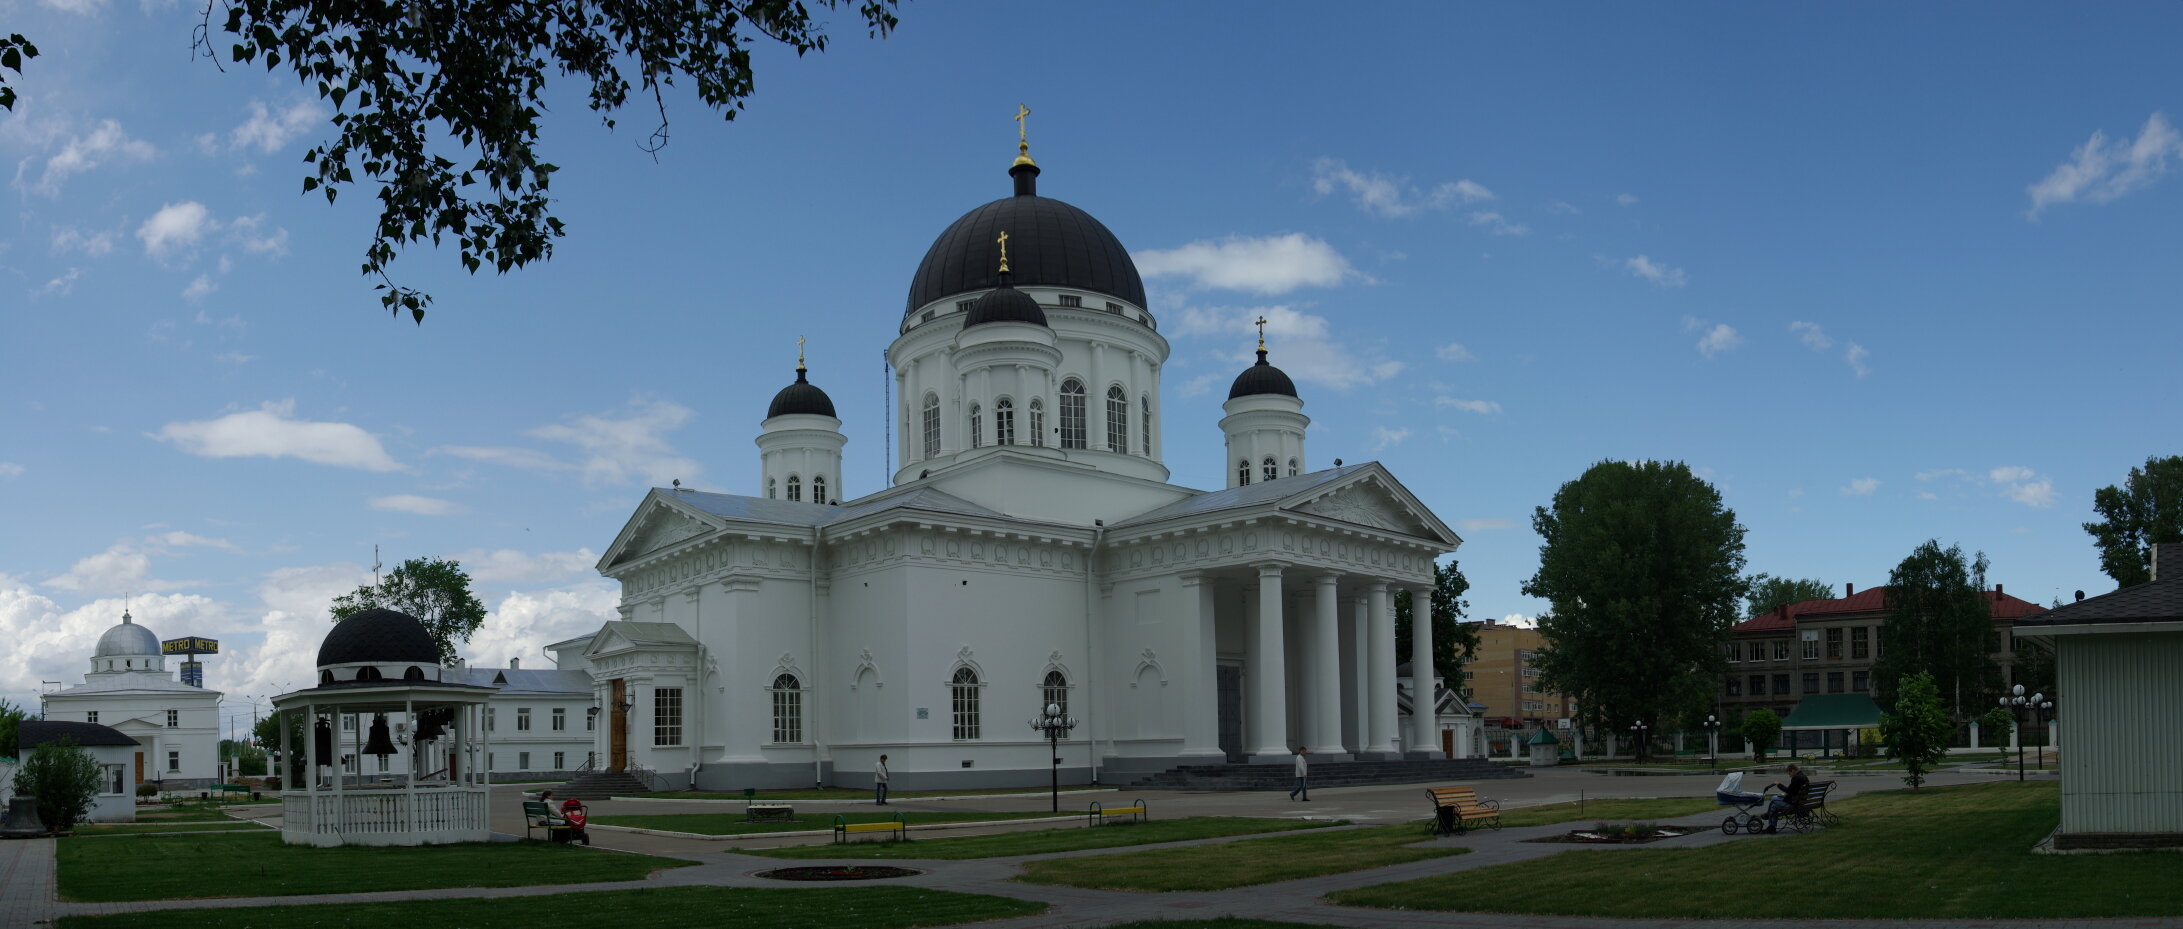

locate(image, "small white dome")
[[94, 611, 161, 658]]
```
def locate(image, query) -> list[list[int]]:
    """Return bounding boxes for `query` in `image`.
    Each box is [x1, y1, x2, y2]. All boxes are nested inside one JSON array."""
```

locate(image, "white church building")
[[40, 610, 223, 789], [551, 135, 1468, 790]]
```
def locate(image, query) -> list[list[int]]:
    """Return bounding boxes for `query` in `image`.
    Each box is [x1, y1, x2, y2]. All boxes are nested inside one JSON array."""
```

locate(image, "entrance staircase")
[[544, 770, 652, 800], [1128, 757, 1528, 791]]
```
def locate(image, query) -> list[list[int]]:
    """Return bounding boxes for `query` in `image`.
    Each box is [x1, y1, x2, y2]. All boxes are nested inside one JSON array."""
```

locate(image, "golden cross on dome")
[[996, 230, 1011, 274], [796, 334, 806, 370], [1254, 315, 1268, 350], [1014, 104, 1031, 149]]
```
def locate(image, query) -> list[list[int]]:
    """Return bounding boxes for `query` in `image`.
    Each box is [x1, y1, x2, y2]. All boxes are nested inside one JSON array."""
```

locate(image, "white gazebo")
[[271, 608, 499, 847]]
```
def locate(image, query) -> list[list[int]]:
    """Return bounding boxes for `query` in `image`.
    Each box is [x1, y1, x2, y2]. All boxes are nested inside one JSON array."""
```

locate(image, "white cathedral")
[[547, 133, 1470, 790]]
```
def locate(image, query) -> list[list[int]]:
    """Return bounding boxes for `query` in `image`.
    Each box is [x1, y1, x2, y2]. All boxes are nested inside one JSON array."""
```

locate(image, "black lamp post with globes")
[[1027, 702, 1078, 812]]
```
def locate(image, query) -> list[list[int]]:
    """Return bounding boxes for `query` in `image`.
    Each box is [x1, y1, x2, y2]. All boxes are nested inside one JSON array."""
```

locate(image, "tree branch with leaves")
[[330, 557, 488, 664]]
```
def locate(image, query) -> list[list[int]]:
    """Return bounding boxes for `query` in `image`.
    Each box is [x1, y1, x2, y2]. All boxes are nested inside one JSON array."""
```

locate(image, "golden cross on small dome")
[[1254, 315, 1268, 350], [1012, 103, 1035, 167], [796, 334, 807, 371], [996, 230, 1012, 274]]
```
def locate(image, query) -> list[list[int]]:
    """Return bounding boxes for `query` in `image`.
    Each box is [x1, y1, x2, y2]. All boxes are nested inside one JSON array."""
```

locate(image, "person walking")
[[874, 754, 891, 805], [1287, 746, 1310, 801]]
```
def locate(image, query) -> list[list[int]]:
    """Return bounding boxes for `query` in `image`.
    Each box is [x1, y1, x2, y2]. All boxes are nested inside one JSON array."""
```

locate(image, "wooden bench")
[[1774, 780, 1838, 831], [745, 803, 797, 823], [833, 813, 906, 844], [1087, 799, 1149, 826], [1426, 786, 1500, 835], [523, 800, 571, 842]]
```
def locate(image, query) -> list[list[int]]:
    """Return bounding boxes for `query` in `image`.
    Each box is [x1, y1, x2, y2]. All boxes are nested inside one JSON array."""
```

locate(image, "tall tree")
[[1739, 707, 1782, 760], [1879, 671, 1954, 789], [1744, 574, 1833, 617], [1394, 559, 1478, 691], [1523, 460, 1749, 759], [2082, 455, 2183, 588], [331, 557, 487, 664], [0, 698, 34, 758], [1871, 540, 2000, 722]]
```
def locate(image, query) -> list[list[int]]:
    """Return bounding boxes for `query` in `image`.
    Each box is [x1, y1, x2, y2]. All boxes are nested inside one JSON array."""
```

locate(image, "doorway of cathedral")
[[1217, 665, 1245, 762], [609, 678, 628, 772], [134, 752, 143, 785], [1442, 729, 1454, 758]]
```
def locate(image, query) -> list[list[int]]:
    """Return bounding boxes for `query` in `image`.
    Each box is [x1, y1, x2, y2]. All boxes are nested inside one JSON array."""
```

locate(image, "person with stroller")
[[559, 796, 591, 845], [1763, 763, 1809, 833]]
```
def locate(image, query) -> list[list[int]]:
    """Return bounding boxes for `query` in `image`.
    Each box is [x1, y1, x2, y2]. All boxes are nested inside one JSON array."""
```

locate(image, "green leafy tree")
[[0, 698, 33, 758], [185, 0, 898, 322], [220, 739, 268, 776], [1744, 574, 1833, 617], [1394, 559, 1479, 692], [1740, 708, 1782, 760], [1976, 705, 2014, 747], [2082, 455, 2183, 589], [1880, 671, 1954, 789], [1523, 460, 1749, 760], [1871, 541, 2001, 722], [254, 713, 309, 783], [330, 557, 487, 664], [13, 736, 103, 832], [0, 34, 34, 112]]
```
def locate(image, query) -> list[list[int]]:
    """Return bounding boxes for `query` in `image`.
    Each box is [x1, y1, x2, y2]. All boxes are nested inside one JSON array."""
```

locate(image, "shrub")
[[136, 783, 158, 799], [14, 737, 103, 832]]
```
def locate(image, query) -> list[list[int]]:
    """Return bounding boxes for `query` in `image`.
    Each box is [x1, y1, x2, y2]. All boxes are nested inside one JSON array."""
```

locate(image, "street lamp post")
[[1628, 720, 1650, 762], [1998, 684, 2047, 783], [1027, 702, 1078, 813], [2033, 697, 2053, 768], [1703, 715, 1721, 768]]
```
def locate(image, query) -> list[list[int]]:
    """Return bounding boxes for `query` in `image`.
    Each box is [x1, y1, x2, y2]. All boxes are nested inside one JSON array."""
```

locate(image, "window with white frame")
[[86, 711, 97, 724], [995, 399, 1015, 445], [1042, 669, 1068, 715], [969, 403, 982, 448], [516, 707, 532, 731], [771, 673, 803, 743], [1237, 460, 1252, 485], [812, 476, 828, 505], [553, 751, 565, 769], [787, 475, 801, 502], [654, 687, 684, 746], [166, 709, 178, 728], [1140, 395, 1152, 455], [767, 476, 777, 499], [951, 667, 981, 740], [1058, 293, 1081, 307], [921, 393, 941, 458], [106, 764, 125, 795], [343, 754, 356, 774], [1801, 631, 1819, 660], [167, 750, 180, 771], [1059, 380, 1087, 449], [1287, 458, 1298, 477], [1105, 385, 1128, 452], [344, 713, 357, 731], [518, 751, 530, 770], [1028, 399, 1044, 447], [551, 707, 566, 731], [1262, 456, 1278, 483], [585, 709, 595, 731]]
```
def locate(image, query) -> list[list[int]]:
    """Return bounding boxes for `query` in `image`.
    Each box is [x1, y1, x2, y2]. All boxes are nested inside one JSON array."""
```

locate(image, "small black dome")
[[1228, 349, 1299, 400], [963, 281, 1048, 328], [767, 368, 837, 418], [318, 608, 440, 667], [905, 165, 1145, 314]]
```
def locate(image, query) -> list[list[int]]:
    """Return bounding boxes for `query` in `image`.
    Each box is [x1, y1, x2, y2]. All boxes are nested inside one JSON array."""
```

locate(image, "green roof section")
[[1781, 693, 1883, 730], [1525, 727, 1560, 746]]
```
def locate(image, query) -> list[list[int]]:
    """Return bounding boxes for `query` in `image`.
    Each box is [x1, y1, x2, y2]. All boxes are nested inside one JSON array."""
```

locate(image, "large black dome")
[[905, 166, 1145, 314], [1229, 349, 1299, 400], [767, 368, 837, 418], [318, 608, 440, 667]]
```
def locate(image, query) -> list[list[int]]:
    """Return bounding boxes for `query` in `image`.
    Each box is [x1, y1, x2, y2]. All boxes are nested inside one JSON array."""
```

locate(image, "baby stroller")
[[559, 798, 591, 846], [1715, 772, 1768, 835]]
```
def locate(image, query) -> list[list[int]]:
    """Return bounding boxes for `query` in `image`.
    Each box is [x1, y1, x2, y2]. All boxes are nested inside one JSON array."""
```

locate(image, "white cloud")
[[1915, 468, 1967, 481], [137, 201, 217, 262], [39, 0, 109, 12], [0, 589, 227, 705], [370, 494, 463, 516], [1547, 200, 1582, 215], [1370, 426, 1411, 451], [18, 118, 155, 196], [452, 549, 599, 585], [34, 267, 83, 297], [1988, 465, 2037, 484], [1789, 320, 1834, 350], [215, 352, 256, 365], [1434, 397, 1502, 415], [182, 274, 217, 302], [148, 531, 239, 552], [1497, 612, 1539, 628], [1174, 372, 1221, 399], [1917, 491, 1939, 500], [1616, 193, 1640, 207], [1466, 211, 1529, 236], [1989, 466, 2056, 508], [1435, 342, 1475, 362], [1134, 234, 1354, 295], [51, 226, 116, 256], [228, 100, 326, 154], [1845, 342, 1870, 378], [461, 584, 619, 669], [1310, 157, 1493, 218], [437, 445, 577, 472], [1458, 518, 1514, 532], [1624, 255, 1687, 287], [153, 399, 402, 472], [1169, 304, 1404, 390], [0, 461, 22, 478], [529, 398, 701, 487], [1695, 323, 1741, 358], [1842, 477, 1881, 496], [228, 213, 290, 256], [2026, 112, 2183, 219]]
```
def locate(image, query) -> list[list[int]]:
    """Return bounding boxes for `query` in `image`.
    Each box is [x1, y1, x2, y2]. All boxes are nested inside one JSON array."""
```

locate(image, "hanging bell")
[[313, 717, 334, 764], [414, 707, 448, 742], [363, 713, 399, 758]]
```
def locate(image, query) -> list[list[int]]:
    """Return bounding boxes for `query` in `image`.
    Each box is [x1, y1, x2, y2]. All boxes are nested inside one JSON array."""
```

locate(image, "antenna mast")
[[372, 544, 383, 585]]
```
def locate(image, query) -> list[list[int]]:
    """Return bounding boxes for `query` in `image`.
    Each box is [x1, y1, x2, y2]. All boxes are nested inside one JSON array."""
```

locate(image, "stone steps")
[[544, 771, 653, 800], [1128, 757, 1530, 791]]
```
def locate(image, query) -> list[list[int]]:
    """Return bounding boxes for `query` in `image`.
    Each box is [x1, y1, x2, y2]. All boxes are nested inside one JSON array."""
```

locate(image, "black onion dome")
[[767, 368, 837, 418], [1228, 349, 1300, 400], [963, 280, 1048, 328], [905, 166, 1145, 314], [318, 608, 440, 667]]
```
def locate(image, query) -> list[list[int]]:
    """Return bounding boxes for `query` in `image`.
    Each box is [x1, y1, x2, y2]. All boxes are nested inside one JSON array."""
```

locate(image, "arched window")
[[771, 673, 803, 743], [320, 669, 334, 684], [356, 666, 383, 682], [787, 475, 802, 502], [950, 667, 981, 740], [995, 399, 1015, 446], [1028, 399, 1045, 447], [766, 476, 777, 499], [1042, 669, 1069, 716], [1263, 456, 1278, 483], [921, 394, 941, 458], [1105, 385, 1129, 452], [969, 403, 982, 449], [1238, 459, 1252, 485], [1059, 380, 1087, 449], [812, 475, 828, 505], [1288, 458, 1300, 477], [403, 666, 425, 681], [1141, 395, 1152, 456]]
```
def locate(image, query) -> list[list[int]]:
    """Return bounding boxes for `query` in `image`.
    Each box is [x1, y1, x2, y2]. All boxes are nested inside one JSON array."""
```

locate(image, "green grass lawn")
[[622, 785, 1110, 801], [133, 806, 250, 822], [750, 816, 1333, 860], [56, 833, 692, 902], [592, 809, 1059, 836], [75, 821, 273, 835], [1329, 781, 2183, 919], [57, 886, 1043, 929], [1098, 922, 1340, 929], [1015, 825, 1463, 892], [1493, 796, 1719, 828]]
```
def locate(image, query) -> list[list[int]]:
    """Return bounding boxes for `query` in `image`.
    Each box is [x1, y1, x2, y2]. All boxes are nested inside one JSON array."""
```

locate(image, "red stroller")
[[560, 798, 591, 845]]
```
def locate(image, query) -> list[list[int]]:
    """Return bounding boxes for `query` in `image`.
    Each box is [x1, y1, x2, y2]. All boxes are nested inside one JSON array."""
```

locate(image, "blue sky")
[[5, 2, 2180, 725]]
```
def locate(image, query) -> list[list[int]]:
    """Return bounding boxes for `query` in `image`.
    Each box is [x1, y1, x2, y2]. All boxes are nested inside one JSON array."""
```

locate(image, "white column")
[[1968, 720, 1980, 750], [1181, 573, 1222, 759], [1348, 596, 1371, 754], [1366, 583, 1399, 757], [1408, 584, 1441, 758], [1247, 563, 1291, 761], [1308, 575, 1349, 759]]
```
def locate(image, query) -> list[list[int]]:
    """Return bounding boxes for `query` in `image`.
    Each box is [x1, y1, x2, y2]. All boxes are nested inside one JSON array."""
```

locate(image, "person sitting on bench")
[[1763, 763, 1809, 833]]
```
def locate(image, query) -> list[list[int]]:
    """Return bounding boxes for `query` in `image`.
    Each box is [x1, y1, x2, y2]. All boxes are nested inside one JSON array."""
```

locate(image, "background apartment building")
[[1463, 620, 1577, 727]]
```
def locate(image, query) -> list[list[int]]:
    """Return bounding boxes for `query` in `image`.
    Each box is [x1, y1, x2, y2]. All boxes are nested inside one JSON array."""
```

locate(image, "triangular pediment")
[[599, 492, 723, 571], [585, 624, 637, 659], [1284, 470, 1457, 545]]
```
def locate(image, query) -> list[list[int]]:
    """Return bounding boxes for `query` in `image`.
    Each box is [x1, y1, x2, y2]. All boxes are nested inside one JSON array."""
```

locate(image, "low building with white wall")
[[19, 720, 141, 823], [40, 609, 221, 789]]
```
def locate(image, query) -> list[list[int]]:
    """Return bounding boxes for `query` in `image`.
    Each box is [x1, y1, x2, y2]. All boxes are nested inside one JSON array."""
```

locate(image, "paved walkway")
[[12, 767, 2151, 929]]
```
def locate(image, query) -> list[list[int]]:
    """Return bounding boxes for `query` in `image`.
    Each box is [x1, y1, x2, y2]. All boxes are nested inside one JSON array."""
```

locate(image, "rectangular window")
[[86, 711, 98, 724], [1852, 626, 1870, 660], [1749, 675, 1766, 695], [166, 709, 179, 728], [1726, 678, 1742, 696], [551, 708, 566, 731], [654, 688, 684, 747], [1461, 670, 1474, 681], [488, 753, 495, 770], [772, 681, 804, 744], [1774, 674, 1789, 695], [518, 752, 531, 771], [951, 677, 981, 740], [1826, 628, 1843, 660], [376, 755, 387, 773], [1774, 640, 1790, 661], [1105, 301, 1124, 314], [1803, 672, 1821, 694], [1726, 644, 1738, 663], [955, 300, 972, 313], [585, 710, 595, 732], [553, 751, 565, 769], [107, 764, 125, 795], [1827, 671, 1845, 693], [1058, 294, 1081, 307], [343, 754, 356, 774], [167, 751, 180, 772], [485, 709, 494, 732], [1801, 632, 1819, 660], [1748, 641, 1765, 662], [1853, 670, 1870, 692], [516, 707, 532, 731]]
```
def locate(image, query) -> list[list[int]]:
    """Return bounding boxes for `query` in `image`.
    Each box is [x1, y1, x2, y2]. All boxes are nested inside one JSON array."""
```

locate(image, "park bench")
[[745, 803, 797, 823], [833, 812, 906, 844], [522, 800, 571, 842], [1425, 786, 1501, 836], [1773, 779, 1838, 832], [1087, 799, 1149, 826]]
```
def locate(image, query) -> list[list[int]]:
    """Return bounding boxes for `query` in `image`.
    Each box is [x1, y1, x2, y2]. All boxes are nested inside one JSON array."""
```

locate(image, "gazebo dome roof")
[[318, 608, 440, 667]]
